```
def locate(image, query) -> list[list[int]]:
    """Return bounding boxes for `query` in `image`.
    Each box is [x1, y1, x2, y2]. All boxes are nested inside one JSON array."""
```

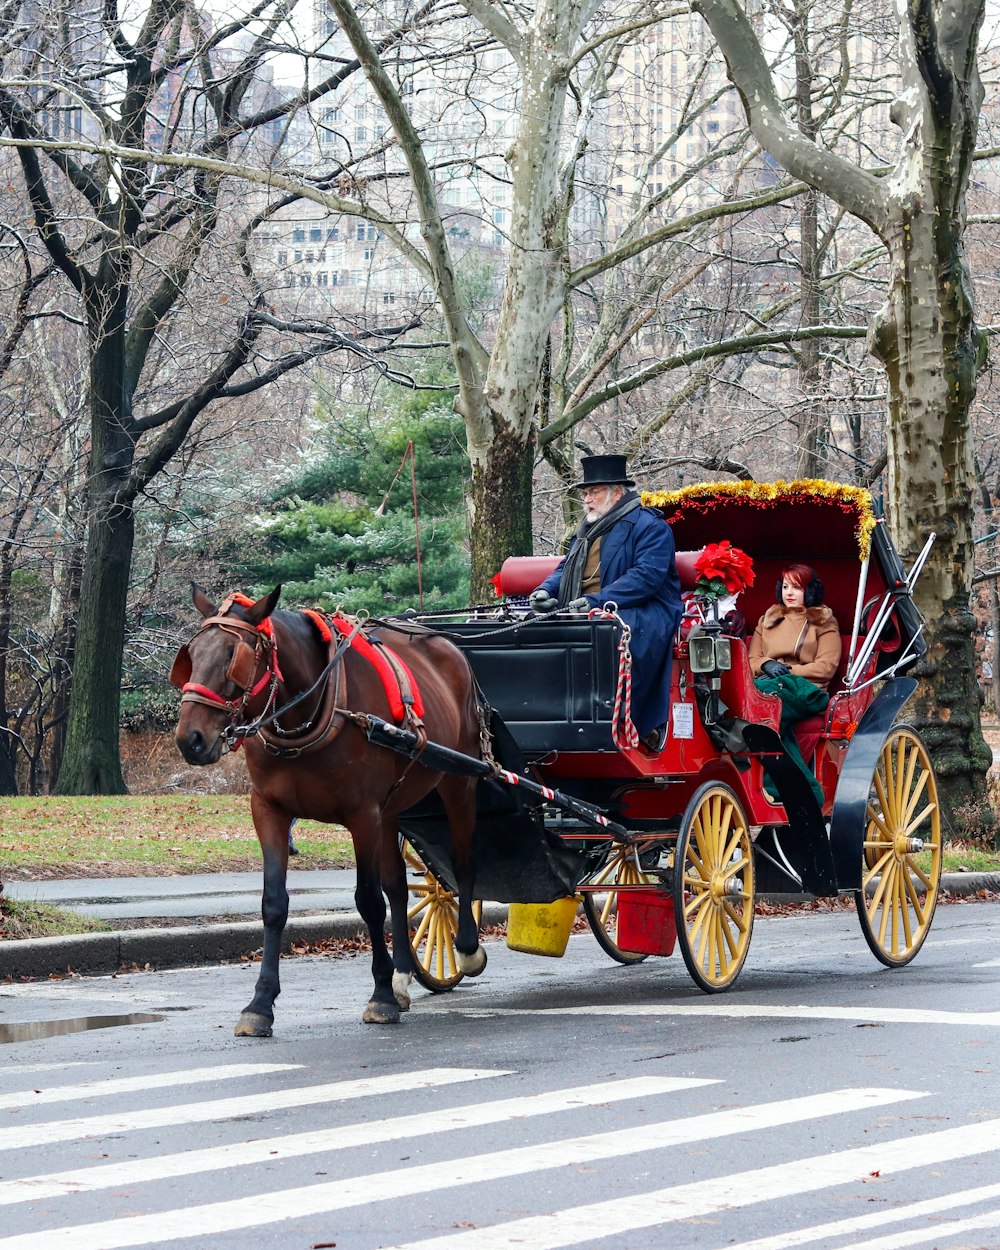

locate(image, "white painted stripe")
[[0, 1076, 704, 1206], [0, 1087, 921, 1250], [0, 1063, 88, 1077], [0, 1063, 297, 1111], [722, 1180, 1000, 1249], [972, 956, 1000, 967], [389, 1115, 1000, 1250], [835, 1206, 1000, 1250], [447, 1002, 1000, 1027], [0, 1067, 507, 1152]]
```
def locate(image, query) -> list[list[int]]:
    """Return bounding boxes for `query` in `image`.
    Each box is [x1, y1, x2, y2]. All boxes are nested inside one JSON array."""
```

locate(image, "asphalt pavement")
[[3, 866, 999, 981]]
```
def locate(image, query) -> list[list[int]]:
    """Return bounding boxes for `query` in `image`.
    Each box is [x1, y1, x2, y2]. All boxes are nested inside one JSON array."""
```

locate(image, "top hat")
[[573, 454, 635, 489]]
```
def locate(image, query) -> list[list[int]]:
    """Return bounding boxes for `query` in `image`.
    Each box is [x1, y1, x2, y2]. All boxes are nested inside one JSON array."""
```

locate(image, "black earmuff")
[[775, 575, 824, 608]]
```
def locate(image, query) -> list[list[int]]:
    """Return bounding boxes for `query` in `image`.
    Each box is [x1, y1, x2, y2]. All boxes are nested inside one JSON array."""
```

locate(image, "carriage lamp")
[[688, 631, 732, 674]]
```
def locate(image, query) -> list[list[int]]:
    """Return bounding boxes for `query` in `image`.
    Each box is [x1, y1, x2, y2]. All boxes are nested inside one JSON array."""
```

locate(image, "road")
[[1, 900, 999, 1250]]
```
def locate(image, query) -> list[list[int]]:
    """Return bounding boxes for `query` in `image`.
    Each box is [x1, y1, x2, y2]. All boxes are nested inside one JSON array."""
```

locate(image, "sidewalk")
[[2, 869, 999, 981]]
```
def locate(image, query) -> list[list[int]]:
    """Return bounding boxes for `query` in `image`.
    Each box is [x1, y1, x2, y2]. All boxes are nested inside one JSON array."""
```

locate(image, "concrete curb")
[[0, 905, 510, 980], [1, 878, 996, 981]]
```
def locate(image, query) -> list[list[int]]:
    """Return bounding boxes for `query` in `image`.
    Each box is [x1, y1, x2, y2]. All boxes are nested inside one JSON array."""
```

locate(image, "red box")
[[616, 889, 677, 956]]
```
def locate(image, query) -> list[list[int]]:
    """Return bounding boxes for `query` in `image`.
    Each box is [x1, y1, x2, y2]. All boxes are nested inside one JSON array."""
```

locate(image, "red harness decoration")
[[328, 615, 425, 722]]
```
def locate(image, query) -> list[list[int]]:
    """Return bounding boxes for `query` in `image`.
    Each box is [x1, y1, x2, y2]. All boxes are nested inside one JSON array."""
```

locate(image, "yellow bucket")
[[506, 897, 580, 957]]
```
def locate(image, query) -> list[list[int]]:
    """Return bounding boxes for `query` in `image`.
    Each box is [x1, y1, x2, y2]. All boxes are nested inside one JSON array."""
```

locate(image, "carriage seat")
[[494, 551, 703, 598]]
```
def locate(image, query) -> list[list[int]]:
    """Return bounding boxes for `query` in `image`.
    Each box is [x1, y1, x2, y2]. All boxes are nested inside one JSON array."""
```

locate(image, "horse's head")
[[172, 584, 282, 765]]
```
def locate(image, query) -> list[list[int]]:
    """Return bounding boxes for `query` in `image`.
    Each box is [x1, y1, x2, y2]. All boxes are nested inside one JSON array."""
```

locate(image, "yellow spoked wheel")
[[582, 842, 661, 964], [673, 782, 755, 993], [855, 726, 941, 968], [401, 839, 482, 991]]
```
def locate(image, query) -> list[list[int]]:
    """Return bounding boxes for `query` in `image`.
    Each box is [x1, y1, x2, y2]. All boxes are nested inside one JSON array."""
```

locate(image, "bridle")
[[172, 597, 283, 748]]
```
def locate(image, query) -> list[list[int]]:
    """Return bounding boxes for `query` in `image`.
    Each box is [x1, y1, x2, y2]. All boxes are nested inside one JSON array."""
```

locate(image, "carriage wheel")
[[582, 843, 658, 964], [673, 782, 755, 993], [855, 725, 942, 968], [401, 839, 483, 992]]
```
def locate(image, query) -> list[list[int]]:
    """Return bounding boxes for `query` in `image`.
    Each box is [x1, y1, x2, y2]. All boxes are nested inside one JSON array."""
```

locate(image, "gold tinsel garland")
[[641, 478, 877, 559]]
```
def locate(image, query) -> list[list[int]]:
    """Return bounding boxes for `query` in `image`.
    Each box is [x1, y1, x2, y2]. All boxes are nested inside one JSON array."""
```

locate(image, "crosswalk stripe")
[[449, 1002, 1000, 1027], [388, 1114, 1000, 1250], [0, 1086, 922, 1250], [0, 1063, 298, 1111], [0, 1066, 507, 1152], [713, 1180, 1000, 1249], [0, 1075, 708, 1206], [829, 1206, 1000, 1250]]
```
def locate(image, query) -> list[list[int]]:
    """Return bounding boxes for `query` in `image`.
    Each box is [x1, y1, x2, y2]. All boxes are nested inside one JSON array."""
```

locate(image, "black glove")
[[761, 659, 791, 678], [529, 589, 558, 613], [566, 597, 590, 613]]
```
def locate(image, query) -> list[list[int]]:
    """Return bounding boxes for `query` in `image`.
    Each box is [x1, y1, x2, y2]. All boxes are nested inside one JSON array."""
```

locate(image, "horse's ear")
[[243, 585, 282, 627], [191, 583, 216, 619]]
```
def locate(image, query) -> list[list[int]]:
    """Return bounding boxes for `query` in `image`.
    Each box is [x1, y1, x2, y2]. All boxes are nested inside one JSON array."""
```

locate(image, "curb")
[[1, 878, 997, 981], [0, 904, 510, 981]]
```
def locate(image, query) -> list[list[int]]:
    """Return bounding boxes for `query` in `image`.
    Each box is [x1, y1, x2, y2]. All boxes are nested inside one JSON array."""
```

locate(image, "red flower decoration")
[[693, 541, 755, 599]]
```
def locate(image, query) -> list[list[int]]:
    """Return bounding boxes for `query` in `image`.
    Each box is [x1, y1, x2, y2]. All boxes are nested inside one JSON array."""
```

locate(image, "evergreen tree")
[[235, 402, 471, 615]]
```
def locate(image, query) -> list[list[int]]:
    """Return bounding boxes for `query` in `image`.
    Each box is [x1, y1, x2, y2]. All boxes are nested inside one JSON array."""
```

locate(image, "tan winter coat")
[[748, 604, 842, 690]]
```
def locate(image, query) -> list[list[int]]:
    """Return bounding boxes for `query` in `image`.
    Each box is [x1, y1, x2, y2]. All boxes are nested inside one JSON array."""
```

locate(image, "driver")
[[528, 454, 682, 751]]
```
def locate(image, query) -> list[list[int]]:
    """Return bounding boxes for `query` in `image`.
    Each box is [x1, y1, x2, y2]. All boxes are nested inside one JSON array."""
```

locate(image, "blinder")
[[227, 639, 258, 689]]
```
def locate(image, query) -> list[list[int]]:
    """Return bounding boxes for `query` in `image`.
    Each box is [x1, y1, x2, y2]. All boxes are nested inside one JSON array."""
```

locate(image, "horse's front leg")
[[440, 775, 487, 977], [235, 793, 291, 1038], [353, 809, 401, 1025]]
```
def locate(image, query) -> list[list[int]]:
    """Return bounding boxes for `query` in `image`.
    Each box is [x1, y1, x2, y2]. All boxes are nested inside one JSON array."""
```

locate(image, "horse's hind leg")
[[236, 796, 290, 1038], [353, 810, 402, 1025], [440, 775, 487, 977], [381, 821, 415, 1010]]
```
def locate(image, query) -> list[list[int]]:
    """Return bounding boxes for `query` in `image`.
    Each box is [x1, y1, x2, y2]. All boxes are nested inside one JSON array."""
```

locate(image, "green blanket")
[[754, 673, 829, 806]]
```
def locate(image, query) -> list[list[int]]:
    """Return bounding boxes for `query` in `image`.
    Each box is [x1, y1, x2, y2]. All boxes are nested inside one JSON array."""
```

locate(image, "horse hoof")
[[363, 999, 401, 1025], [234, 1012, 273, 1038], [457, 945, 487, 977], [392, 971, 412, 1010]]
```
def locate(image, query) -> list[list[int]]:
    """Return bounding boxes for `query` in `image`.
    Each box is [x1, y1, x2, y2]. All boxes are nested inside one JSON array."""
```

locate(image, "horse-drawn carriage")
[[395, 479, 940, 994], [173, 479, 941, 1035]]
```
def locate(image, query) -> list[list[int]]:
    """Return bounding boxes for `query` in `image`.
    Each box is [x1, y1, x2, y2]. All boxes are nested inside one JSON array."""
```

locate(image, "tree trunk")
[[53, 312, 135, 796], [870, 214, 993, 833], [468, 422, 535, 601]]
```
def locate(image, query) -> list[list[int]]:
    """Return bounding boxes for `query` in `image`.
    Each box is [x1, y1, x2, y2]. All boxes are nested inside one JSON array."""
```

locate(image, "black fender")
[[828, 676, 918, 890]]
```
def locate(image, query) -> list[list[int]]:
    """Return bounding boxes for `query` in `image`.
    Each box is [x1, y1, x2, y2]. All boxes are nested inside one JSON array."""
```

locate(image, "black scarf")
[[557, 491, 642, 606]]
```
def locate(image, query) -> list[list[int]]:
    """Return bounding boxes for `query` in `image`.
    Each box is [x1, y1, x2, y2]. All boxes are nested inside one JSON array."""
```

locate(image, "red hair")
[[780, 563, 816, 590]]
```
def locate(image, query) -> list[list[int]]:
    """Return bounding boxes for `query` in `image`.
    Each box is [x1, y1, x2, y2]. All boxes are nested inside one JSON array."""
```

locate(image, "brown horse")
[[172, 585, 486, 1036]]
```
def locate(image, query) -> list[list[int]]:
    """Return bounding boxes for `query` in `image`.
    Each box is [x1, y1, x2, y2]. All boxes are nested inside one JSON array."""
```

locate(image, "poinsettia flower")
[[693, 541, 755, 598]]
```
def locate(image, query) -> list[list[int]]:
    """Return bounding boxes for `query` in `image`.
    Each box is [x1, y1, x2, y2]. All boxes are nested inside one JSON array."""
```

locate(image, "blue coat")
[[539, 507, 683, 737]]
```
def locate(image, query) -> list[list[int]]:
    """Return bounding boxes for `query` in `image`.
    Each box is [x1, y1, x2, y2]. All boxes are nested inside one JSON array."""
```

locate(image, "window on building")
[[292, 227, 305, 242], [310, 227, 323, 241], [383, 292, 395, 304], [277, 250, 287, 264], [357, 223, 366, 240], [294, 250, 302, 263], [317, 272, 328, 286], [364, 248, 375, 260], [328, 227, 339, 242], [299, 273, 311, 286], [707, 121, 719, 132], [355, 126, 367, 141]]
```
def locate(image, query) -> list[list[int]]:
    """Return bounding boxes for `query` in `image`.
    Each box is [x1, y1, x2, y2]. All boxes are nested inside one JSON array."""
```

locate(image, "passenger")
[[528, 454, 683, 751], [748, 563, 841, 806]]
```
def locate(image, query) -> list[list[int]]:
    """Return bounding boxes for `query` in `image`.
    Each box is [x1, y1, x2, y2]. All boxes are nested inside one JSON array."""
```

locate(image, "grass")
[[1, 898, 110, 941], [0, 795, 354, 877]]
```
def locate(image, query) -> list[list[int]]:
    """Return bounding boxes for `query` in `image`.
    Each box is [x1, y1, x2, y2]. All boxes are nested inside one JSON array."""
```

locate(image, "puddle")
[[0, 1014, 165, 1043]]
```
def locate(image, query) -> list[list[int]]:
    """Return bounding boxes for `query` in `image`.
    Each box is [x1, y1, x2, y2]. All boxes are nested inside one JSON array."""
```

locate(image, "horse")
[[171, 585, 486, 1037]]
